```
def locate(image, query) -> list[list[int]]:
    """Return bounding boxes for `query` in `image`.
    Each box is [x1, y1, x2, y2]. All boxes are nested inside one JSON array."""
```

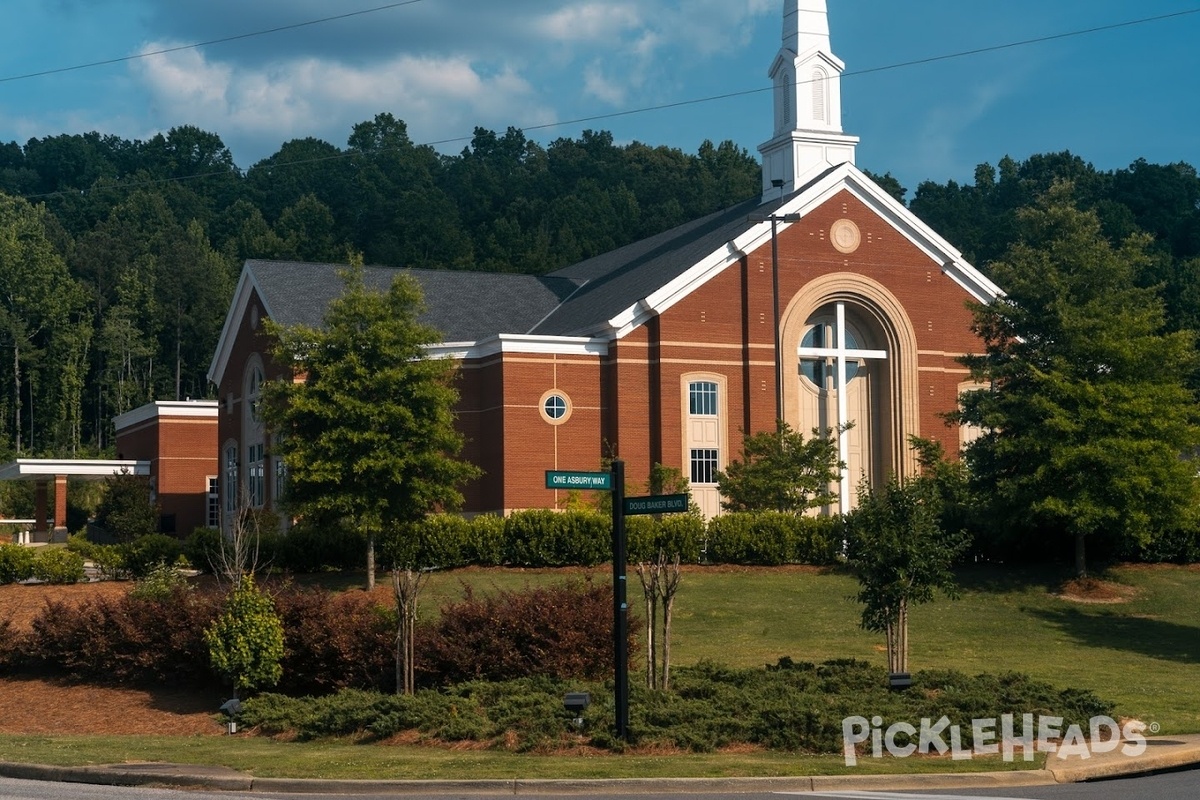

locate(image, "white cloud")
[[535, 3, 642, 43], [583, 62, 628, 106], [130, 43, 556, 162]]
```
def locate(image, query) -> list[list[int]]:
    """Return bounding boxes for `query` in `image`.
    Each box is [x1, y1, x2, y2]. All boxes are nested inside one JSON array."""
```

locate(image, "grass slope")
[[1, 561, 1197, 779]]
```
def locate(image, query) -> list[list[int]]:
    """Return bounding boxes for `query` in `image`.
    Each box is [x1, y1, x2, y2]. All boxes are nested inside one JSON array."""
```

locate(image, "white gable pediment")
[[607, 164, 1001, 340]]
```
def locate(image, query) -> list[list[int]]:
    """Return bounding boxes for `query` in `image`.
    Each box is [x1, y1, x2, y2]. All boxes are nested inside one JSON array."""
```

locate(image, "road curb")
[[1048, 740, 1200, 783], [5, 742, 1200, 795]]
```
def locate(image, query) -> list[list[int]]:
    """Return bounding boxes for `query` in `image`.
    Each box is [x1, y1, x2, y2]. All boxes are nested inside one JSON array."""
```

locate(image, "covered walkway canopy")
[[0, 459, 150, 543]]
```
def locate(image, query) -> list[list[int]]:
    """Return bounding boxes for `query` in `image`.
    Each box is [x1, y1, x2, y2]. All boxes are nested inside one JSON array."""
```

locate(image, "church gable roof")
[[207, 259, 581, 386], [531, 162, 1001, 340], [247, 259, 581, 341], [209, 166, 1001, 388], [530, 193, 789, 337]]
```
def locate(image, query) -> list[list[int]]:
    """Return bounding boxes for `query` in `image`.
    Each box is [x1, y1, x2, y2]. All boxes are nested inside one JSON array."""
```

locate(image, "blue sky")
[[1, 1, 1197, 196]]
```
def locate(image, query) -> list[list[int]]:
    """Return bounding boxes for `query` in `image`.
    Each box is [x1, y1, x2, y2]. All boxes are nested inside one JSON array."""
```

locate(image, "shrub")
[[706, 512, 842, 566], [129, 562, 193, 601], [0, 543, 35, 584], [276, 522, 364, 573], [236, 661, 1115, 754], [205, 575, 285, 695], [18, 587, 221, 684], [31, 548, 86, 584], [271, 586, 393, 695], [382, 516, 471, 570], [419, 578, 632, 684], [468, 514, 506, 565], [94, 471, 159, 542], [120, 534, 183, 580], [627, 515, 704, 563], [67, 533, 128, 578], [503, 510, 610, 566], [183, 527, 222, 572]]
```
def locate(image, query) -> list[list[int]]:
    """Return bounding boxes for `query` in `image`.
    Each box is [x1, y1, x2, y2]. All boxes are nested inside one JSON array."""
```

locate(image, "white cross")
[[797, 302, 887, 514]]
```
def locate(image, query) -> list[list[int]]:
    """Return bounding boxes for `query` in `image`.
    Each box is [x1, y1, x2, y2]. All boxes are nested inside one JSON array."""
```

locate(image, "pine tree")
[[959, 184, 1200, 576]]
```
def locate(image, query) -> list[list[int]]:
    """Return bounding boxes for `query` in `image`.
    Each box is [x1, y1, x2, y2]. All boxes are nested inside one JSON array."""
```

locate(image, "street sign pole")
[[610, 458, 629, 742]]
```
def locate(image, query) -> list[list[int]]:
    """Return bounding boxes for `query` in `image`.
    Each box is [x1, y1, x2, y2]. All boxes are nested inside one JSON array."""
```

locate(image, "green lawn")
[[307, 562, 1200, 733], [1, 562, 1197, 779]]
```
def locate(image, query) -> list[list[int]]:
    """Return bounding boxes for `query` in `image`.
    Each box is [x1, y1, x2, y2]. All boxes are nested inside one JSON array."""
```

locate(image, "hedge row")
[[0, 543, 86, 585], [179, 511, 842, 575], [0, 578, 629, 695], [366, 511, 841, 571]]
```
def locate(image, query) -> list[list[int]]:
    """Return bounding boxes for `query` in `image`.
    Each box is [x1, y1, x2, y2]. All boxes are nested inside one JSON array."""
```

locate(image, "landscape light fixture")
[[564, 691, 591, 729], [219, 698, 243, 734]]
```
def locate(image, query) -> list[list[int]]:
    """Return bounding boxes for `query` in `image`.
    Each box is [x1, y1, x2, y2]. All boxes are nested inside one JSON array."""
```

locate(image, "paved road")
[[1, 769, 1198, 800]]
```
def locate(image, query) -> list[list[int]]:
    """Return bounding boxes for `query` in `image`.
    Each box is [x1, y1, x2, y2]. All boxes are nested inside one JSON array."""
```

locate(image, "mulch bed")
[[0, 581, 223, 736]]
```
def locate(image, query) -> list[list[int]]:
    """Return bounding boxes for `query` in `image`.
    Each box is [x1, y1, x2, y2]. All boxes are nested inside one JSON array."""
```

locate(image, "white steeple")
[[758, 0, 859, 202]]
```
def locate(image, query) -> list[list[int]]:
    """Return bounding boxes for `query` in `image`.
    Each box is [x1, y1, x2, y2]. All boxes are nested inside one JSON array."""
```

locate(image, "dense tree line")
[[0, 110, 1196, 469], [0, 116, 761, 456]]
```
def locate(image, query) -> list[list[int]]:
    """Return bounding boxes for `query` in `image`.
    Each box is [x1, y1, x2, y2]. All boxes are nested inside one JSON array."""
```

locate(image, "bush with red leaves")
[[417, 578, 635, 685], [272, 587, 394, 695], [16, 587, 221, 685]]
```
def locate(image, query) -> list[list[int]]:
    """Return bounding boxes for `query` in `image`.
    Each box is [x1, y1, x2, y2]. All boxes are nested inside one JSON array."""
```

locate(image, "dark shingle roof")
[[532, 193, 784, 336], [247, 188, 795, 343], [248, 260, 582, 342]]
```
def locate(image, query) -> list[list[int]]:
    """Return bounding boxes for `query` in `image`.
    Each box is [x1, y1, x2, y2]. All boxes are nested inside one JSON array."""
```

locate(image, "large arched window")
[[781, 273, 922, 515]]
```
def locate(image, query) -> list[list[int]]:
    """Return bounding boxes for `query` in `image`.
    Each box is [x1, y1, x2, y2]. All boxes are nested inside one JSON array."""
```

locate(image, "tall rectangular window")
[[248, 442, 265, 508], [689, 381, 718, 416], [273, 457, 287, 502], [224, 444, 238, 515], [206, 477, 220, 528], [690, 448, 719, 485]]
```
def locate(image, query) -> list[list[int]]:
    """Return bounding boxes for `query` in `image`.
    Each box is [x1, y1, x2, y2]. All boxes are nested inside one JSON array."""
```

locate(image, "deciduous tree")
[[261, 260, 481, 590], [845, 473, 967, 677]]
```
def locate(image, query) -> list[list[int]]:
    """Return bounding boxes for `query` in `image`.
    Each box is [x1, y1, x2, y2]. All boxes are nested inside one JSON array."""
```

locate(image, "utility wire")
[[0, 0, 428, 85], [18, 6, 1200, 201]]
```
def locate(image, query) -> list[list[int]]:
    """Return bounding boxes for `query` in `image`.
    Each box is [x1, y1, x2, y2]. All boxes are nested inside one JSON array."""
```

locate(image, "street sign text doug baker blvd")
[[545, 470, 612, 491]]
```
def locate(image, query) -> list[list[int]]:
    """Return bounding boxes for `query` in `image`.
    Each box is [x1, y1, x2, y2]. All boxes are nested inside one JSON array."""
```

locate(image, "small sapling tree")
[[845, 473, 967, 677], [204, 574, 285, 699], [717, 421, 846, 513]]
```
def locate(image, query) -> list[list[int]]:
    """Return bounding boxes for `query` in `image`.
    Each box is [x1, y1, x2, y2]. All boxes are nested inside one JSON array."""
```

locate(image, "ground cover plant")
[[237, 659, 1112, 753]]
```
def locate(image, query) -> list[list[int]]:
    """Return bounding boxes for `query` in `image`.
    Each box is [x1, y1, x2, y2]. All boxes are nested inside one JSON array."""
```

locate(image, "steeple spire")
[[759, 0, 858, 202]]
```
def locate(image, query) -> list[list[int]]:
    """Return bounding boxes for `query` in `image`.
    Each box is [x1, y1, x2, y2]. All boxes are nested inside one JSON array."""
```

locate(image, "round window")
[[539, 390, 572, 425], [799, 319, 861, 389]]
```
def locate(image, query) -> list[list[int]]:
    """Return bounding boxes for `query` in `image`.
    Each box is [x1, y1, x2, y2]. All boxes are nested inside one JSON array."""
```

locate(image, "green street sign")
[[623, 493, 689, 515], [545, 470, 613, 491]]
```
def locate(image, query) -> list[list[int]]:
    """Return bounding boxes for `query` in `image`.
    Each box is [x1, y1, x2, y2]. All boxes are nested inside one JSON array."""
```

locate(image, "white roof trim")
[[0, 459, 151, 481], [599, 162, 1001, 341], [113, 400, 219, 432], [426, 334, 609, 361], [207, 266, 256, 388]]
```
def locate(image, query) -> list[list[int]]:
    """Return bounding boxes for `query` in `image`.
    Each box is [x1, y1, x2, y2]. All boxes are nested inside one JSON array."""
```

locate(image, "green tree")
[[958, 185, 1200, 576], [716, 421, 845, 513], [0, 193, 88, 454], [94, 471, 159, 542], [845, 472, 966, 676], [261, 261, 481, 590], [204, 574, 285, 698]]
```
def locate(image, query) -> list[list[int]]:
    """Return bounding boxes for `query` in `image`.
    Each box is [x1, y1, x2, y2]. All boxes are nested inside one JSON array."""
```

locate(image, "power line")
[[18, 6, 1200, 201], [0, 0, 428, 85]]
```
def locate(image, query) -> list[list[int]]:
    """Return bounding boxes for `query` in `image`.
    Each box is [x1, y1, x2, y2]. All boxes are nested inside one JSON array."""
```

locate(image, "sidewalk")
[[2, 735, 1199, 795]]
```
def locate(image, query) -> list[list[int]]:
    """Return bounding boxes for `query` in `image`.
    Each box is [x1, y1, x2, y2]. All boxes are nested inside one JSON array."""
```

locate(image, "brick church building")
[[208, 0, 999, 525]]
